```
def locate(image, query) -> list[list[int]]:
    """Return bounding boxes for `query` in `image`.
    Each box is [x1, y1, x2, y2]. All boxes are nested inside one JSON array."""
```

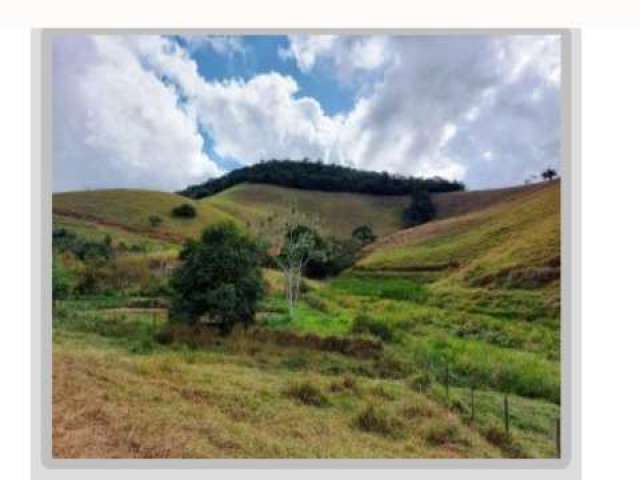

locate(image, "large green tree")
[[169, 223, 264, 334]]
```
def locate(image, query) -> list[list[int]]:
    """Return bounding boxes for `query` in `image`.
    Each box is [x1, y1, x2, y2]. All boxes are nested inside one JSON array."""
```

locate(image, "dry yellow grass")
[[53, 334, 501, 459]]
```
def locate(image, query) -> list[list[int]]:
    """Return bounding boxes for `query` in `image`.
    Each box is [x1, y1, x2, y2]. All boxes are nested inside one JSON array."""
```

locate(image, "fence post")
[[556, 417, 561, 458], [504, 394, 510, 435], [470, 386, 475, 422]]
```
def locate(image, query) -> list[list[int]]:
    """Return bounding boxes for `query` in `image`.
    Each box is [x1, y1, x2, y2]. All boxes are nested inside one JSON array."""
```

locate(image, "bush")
[[171, 203, 197, 218], [169, 223, 265, 334], [352, 225, 377, 245], [148, 215, 163, 227], [52, 255, 73, 302], [285, 381, 330, 407], [354, 404, 404, 438], [53, 228, 113, 261]]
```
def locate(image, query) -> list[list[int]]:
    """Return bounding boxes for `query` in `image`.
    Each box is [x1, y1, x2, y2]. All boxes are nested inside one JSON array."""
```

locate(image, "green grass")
[[51, 180, 561, 459], [53, 301, 559, 458]]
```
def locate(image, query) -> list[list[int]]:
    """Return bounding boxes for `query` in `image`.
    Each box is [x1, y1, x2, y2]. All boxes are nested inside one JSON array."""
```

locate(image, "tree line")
[[179, 159, 465, 199]]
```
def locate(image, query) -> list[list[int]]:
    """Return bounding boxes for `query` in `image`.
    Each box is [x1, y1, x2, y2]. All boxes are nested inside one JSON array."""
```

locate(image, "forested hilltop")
[[179, 159, 465, 199]]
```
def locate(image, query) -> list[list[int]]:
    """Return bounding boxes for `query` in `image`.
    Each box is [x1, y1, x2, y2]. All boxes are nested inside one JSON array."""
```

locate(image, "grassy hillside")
[[203, 183, 411, 240], [54, 298, 559, 458], [431, 181, 554, 221], [53, 189, 238, 241], [52, 179, 562, 459], [359, 180, 560, 289]]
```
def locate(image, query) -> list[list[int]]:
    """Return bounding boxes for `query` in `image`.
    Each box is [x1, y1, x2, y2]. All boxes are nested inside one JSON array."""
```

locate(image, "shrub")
[[169, 223, 265, 335], [52, 255, 73, 302], [352, 225, 377, 245], [171, 203, 197, 218], [53, 228, 113, 261], [351, 313, 394, 342], [354, 404, 403, 438], [285, 381, 330, 407], [148, 215, 163, 227]]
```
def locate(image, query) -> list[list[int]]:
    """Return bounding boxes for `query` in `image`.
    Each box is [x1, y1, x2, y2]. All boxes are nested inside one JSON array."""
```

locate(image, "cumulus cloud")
[[291, 35, 562, 187], [53, 35, 222, 192], [53, 33, 562, 192]]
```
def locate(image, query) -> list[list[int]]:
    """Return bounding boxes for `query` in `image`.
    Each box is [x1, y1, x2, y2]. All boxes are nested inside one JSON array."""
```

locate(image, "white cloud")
[[53, 34, 562, 192], [181, 35, 246, 57], [53, 35, 221, 192], [280, 35, 392, 84]]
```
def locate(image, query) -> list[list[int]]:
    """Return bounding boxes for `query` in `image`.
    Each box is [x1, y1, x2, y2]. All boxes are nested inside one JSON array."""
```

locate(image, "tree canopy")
[[179, 159, 465, 199], [402, 189, 436, 227], [169, 223, 264, 334]]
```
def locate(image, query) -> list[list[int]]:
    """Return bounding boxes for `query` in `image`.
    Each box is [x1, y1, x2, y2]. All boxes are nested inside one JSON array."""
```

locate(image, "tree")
[[402, 189, 436, 228], [148, 215, 163, 228], [261, 205, 325, 316], [171, 203, 197, 218], [169, 223, 264, 334], [541, 168, 558, 182], [352, 225, 377, 245]]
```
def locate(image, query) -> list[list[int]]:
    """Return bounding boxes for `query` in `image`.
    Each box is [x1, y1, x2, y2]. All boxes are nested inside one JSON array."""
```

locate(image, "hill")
[[202, 183, 410, 240], [179, 159, 465, 199], [52, 179, 562, 459], [358, 180, 561, 290], [53, 189, 238, 243]]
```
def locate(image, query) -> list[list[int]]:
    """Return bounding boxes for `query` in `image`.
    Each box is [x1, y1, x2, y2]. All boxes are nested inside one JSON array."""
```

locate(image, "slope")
[[201, 183, 411, 240], [53, 189, 238, 242]]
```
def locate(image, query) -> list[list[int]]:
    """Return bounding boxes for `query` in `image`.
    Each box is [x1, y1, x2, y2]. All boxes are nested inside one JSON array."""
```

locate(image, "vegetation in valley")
[[51, 176, 561, 459]]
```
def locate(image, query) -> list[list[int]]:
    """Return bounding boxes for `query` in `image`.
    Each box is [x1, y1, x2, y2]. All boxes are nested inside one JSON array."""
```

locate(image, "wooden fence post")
[[504, 394, 510, 435]]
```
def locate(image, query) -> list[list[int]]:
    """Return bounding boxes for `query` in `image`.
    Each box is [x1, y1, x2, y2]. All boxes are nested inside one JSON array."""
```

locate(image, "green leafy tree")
[[169, 223, 264, 335], [402, 189, 436, 227], [352, 225, 377, 245]]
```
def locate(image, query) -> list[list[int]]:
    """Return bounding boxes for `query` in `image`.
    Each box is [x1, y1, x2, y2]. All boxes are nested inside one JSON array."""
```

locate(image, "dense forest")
[[179, 159, 465, 199]]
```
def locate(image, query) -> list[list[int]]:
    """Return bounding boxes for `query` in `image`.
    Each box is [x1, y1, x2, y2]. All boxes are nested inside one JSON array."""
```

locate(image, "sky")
[[52, 34, 561, 192]]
